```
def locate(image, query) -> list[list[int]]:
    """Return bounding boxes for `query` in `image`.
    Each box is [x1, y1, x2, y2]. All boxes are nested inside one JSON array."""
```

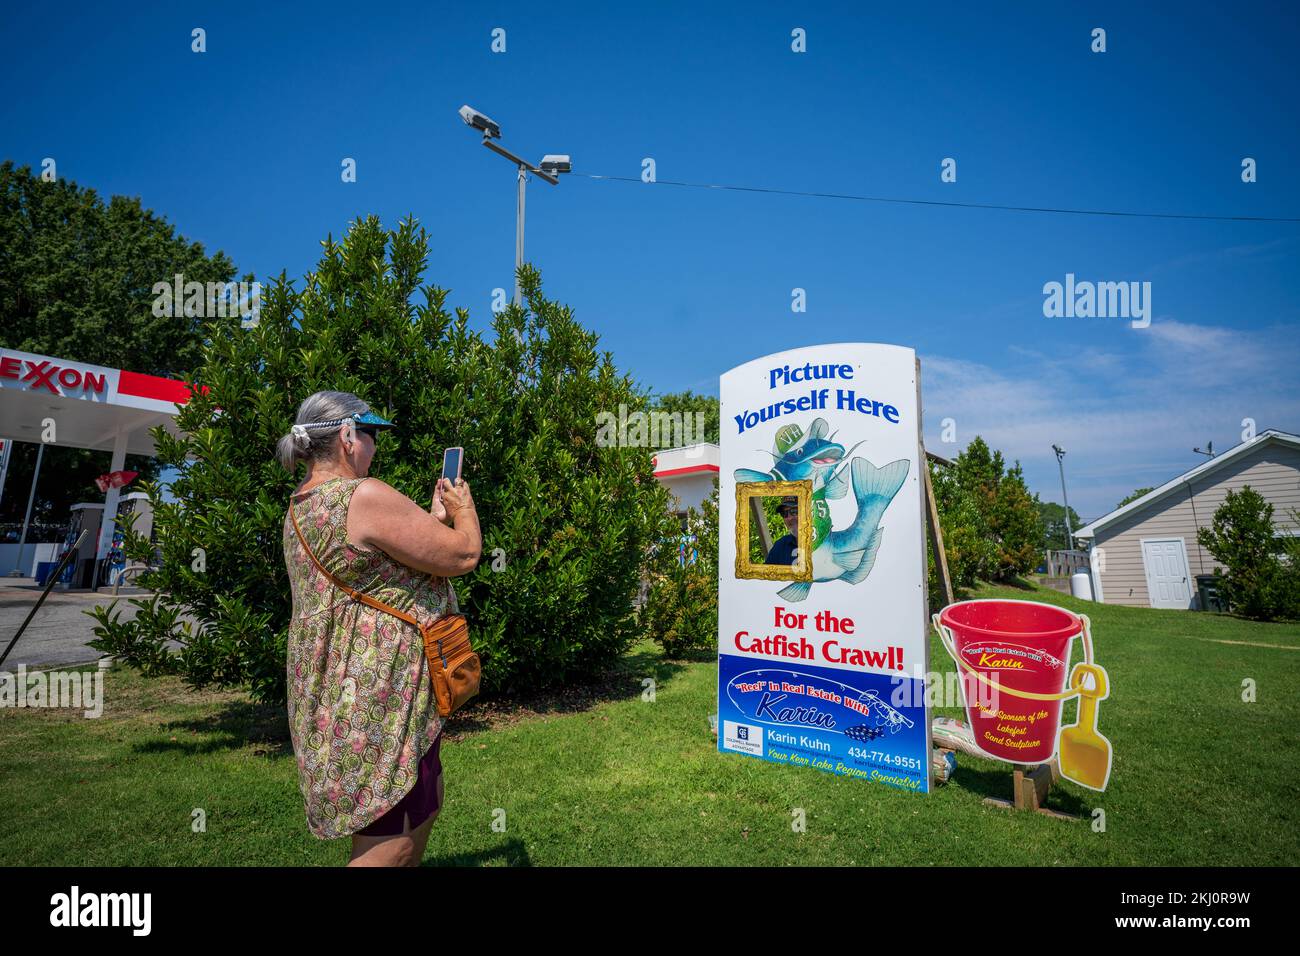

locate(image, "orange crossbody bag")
[[290, 504, 481, 718]]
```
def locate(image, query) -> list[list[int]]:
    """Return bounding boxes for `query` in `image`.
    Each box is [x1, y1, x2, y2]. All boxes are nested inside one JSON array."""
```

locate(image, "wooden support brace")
[[983, 761, 1081, 820], [1012, 763, 1054, 811]]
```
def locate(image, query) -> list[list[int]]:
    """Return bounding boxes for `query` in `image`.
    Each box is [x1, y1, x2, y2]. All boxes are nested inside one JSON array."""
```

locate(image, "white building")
[[652, 443, 719, 524], [1073, 429, 1300, 609]]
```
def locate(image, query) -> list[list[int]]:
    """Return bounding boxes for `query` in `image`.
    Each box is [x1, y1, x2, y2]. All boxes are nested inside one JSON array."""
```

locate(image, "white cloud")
[[1149, 238, 1296, 275], [921, 320, 1300, 522]]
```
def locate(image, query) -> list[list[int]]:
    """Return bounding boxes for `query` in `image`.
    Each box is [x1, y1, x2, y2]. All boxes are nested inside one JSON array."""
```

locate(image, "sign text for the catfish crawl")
[[732, 606, 908, 670]]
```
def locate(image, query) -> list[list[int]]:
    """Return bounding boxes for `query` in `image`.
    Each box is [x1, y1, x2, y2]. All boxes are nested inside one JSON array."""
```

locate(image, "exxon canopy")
[[1, 347, 196, 564], [0, 348, 193, 455]]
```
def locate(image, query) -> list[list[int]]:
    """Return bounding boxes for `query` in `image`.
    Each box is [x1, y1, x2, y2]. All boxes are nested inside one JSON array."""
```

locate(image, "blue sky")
[[3, 0, 1297, 521]]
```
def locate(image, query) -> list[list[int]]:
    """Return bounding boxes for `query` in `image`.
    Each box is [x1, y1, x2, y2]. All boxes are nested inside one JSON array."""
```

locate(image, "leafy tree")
[[0, 160, 240, 376], [1036, 499, 1083, 551], [1197, 487, 1298, 621], [0, 161, 242, 537], [1116, 487, 1154, 510], [991, 463, 1042, 577], [89, 215, 671, 703], [940, 437, 1042, 581], [651, 390, 719, 444], [929, 460, 997, 591]]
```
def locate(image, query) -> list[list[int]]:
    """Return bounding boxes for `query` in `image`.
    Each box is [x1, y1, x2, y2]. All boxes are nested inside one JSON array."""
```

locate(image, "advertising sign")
[[717, 343, 932, 793], [935, 598, 1114, 791]]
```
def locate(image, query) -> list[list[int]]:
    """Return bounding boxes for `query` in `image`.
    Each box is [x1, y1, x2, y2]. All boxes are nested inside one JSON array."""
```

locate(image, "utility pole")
[[1052, 444, 1073, 550]]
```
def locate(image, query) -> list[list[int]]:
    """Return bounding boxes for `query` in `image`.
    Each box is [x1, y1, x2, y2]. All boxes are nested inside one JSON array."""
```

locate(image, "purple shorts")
[[356, 732, 443, 837]]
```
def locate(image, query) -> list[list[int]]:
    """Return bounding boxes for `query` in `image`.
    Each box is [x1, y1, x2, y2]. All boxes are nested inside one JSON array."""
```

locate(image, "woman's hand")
[[430, 483, 449, 525], [437, 478, 476, 521]]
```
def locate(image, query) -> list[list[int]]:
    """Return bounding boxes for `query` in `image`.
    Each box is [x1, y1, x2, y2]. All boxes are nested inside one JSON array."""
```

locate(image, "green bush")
[[641, 483, 718, 659], [927, 438, 1041, 598], [89, 215, 670, 703], [929, 460, 997, 591], [1197, 487, 1299, 621]]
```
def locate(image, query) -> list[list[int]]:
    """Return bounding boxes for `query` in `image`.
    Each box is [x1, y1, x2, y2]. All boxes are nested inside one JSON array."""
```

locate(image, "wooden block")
[[1011, 763, 1054, 811], [1027, 764, 1052, 808], [1019, 770, 1037, 810]]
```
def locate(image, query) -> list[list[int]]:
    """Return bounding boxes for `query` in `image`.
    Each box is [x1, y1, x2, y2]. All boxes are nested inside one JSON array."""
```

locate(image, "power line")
[[576, 173, 1300, 223]]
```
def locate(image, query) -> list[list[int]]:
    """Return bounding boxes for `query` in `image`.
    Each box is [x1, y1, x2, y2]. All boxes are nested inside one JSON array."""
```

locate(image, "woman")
[[277, 390, 481, 866]]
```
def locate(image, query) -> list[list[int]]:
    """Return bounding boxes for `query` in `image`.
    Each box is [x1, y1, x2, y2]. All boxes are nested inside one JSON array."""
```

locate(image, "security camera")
[[539, 154, 572, 174], [458, 105, 501, 139]]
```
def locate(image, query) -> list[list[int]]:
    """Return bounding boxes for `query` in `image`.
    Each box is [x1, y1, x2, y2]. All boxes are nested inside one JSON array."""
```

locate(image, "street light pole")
[[459, 105, 568, 309], [515, 165, 527, 306], [1052, 444, 1073, 550], [480, 138, 558, 307]]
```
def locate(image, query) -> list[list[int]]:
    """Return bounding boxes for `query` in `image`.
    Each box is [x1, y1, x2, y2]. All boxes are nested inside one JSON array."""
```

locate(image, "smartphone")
[[441, 447, 464, 484]]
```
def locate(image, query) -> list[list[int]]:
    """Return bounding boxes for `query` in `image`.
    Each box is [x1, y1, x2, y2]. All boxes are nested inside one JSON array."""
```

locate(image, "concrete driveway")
[[0, 580, 146, 669]]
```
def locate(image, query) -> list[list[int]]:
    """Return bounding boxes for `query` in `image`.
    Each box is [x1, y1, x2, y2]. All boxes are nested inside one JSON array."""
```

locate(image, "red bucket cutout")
[[935, 599, 1083, 764]]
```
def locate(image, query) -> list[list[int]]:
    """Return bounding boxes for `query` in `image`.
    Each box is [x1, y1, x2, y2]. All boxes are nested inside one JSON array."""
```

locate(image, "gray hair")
[[275, 390, 371, 472]]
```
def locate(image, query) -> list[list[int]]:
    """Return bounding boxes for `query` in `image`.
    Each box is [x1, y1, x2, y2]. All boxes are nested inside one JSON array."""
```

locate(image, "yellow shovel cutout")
[[1056, 615, 1112, 790]]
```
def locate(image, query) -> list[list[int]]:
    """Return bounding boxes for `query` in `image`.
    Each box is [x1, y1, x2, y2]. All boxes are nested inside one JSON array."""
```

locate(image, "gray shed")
[[1073, 430, 1300, 609]]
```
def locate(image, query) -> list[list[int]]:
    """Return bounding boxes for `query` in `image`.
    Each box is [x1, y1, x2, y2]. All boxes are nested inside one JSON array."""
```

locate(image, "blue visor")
[[352, 410, 396, 429]]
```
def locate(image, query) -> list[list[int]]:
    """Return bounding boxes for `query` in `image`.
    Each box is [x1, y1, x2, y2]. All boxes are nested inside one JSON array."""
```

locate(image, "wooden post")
[[915, 357, 953, 612], [923, 457, 953, 608]]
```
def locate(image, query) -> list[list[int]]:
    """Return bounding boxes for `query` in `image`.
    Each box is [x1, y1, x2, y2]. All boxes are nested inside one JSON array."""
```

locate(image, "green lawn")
[[3, 582, 1297, 866]]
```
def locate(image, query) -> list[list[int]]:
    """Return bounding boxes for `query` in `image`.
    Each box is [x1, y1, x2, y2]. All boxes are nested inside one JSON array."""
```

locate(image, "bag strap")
[[289, 497, 420, 628]]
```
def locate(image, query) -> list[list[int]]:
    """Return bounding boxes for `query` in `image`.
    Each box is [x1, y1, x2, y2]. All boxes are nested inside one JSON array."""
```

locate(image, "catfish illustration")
[[735, 417, 909, 602]]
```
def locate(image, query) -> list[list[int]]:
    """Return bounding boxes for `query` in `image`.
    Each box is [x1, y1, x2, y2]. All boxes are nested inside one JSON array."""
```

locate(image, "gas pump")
[[59, 503, 104, 590], [101, 491, 155, 587]]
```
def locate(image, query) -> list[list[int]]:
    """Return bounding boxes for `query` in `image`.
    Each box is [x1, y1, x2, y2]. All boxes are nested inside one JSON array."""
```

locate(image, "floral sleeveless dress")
[[283, 476, 455, 839]]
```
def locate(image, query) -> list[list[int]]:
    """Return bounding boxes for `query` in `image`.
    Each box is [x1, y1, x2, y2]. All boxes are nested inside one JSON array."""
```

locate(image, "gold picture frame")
[[734, 480, 814, 582]]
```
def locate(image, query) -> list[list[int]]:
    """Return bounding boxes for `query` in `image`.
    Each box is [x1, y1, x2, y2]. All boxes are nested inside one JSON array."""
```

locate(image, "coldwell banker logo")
[[49, 886, 151, 936]]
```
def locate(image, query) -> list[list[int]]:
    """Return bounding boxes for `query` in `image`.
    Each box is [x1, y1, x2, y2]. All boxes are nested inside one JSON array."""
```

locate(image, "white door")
[[1141, 538, 1193, 609]]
